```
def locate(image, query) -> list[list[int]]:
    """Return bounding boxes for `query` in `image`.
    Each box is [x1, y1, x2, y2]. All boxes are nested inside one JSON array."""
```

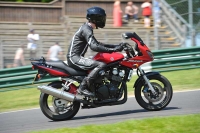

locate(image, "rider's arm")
[[82, 27, 115, 53], [101, 43, 118, 48]]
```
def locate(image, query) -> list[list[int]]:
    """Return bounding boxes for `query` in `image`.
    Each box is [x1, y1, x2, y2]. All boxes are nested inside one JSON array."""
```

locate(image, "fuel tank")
[[93, 52, 124, 64]]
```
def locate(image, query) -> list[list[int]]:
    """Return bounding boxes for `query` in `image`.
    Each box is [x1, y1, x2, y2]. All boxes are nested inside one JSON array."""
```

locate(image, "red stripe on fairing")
[[37, 65, 69, 77]]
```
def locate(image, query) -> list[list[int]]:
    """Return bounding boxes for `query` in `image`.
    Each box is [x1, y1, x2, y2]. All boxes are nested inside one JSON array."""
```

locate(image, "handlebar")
[[122, 43, 139, 58]]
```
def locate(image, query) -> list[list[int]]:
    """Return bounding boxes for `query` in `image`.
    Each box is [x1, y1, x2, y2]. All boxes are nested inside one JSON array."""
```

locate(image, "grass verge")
[[29, 113, 200, 133], [0, 68, 200, 112]]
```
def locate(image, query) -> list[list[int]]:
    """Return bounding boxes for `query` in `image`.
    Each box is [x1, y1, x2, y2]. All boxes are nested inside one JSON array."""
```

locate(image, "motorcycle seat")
[[46, 61, 87, 76]]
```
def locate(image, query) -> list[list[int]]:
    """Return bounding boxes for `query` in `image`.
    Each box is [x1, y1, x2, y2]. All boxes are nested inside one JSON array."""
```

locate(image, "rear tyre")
[[39, 81, 80, 121], [135, 74, 173, 111]]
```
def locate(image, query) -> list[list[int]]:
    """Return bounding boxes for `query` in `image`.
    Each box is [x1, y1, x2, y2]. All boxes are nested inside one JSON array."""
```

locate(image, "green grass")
[[161, 69, 200, 90], [0, 87, 40, 112], [127, 68, 200, 94], [29, 113, 200, 133], [0, 68, 200, 112]]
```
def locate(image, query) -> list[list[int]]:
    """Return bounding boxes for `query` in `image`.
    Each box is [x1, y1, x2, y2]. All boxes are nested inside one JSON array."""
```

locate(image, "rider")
[[67, 6, 124, 96]]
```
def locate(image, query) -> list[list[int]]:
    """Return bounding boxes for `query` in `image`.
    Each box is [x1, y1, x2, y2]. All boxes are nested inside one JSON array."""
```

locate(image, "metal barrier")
[[0, 65, 57, 90], [152, 46, 200, 72], [0, 46, 200, 91]]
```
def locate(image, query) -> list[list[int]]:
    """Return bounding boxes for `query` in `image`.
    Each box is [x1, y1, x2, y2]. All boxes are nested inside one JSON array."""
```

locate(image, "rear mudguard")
[[133, 71, 160, 88]]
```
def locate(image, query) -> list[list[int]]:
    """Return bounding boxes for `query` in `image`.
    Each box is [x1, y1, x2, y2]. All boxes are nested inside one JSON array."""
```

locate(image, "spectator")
[[132, 2, 139, 22], [125, 1, 139, 22], [47, 42, 64, 61], [141, 0, 152, 27], [27, 29, 40, 59], [13, 44, 26, 67], [153, 0, 161, 27], [113, 0, 122, 27], [125, 1, 134, 22]]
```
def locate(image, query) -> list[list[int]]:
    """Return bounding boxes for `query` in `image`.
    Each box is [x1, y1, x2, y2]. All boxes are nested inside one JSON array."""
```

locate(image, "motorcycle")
[[30, 32, 173, 121]]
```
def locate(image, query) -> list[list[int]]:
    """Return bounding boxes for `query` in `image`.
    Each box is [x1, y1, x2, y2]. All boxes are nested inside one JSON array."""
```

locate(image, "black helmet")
[[86, 7, 106, 28]]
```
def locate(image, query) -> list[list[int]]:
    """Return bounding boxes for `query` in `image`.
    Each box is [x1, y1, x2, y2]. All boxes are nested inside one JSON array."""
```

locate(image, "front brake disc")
[[143, 82, 164, 103]]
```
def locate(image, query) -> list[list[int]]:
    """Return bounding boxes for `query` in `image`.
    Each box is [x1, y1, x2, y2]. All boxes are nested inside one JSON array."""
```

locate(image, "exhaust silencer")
[[38, 85, 75, 102]]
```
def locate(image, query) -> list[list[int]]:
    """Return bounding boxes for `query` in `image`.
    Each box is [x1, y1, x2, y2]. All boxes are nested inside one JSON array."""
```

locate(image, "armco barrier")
[[0, 46, 200, 90], [152, 46, 200, 72], [0, 66, 58, 91], [0, 66, 36, 78]]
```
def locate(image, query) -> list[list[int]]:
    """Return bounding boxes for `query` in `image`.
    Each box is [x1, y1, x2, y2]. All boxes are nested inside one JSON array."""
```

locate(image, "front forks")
[[137, 67, 156, 94]]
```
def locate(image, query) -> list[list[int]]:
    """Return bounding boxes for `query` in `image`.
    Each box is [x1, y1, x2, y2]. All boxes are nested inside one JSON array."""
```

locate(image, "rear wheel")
[[39, 81, 80, 121], [135, 74, 173, 111]]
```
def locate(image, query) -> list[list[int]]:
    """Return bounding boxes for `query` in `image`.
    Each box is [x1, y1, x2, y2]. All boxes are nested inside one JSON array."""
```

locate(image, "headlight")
[[147, 51, 154, 59]]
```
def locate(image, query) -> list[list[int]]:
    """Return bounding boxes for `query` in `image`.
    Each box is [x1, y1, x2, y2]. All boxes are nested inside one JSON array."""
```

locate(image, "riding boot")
[[78, 63, 105, 97], [77, 78, 94, 96]]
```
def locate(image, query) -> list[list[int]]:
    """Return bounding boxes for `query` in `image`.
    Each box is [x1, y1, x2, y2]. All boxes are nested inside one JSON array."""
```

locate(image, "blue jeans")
[[133, 14, 138, 20], [125, 14, 138, 20]]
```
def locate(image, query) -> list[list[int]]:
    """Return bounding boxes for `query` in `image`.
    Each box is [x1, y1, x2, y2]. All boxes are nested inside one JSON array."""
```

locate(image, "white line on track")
[[1, 89, 200, 115]]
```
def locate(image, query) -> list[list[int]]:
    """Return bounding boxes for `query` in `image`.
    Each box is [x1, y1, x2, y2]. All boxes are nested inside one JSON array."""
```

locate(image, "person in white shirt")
[[27, 29, 39, 58], [47, 42, 64, 61], [13, 44, 26, 67]]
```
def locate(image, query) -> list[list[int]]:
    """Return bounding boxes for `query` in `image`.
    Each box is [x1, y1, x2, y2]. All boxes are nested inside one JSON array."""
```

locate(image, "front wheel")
[[39, 81, 80, 121], [135, 74, 173, 111]]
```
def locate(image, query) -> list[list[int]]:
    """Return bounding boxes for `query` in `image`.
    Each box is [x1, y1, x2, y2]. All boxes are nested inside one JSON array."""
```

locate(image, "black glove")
[[119, 42, 127, 47]]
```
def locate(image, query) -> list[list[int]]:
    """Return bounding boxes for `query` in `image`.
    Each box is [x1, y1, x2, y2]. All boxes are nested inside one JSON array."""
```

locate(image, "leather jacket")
[[67, 22, 117, 63]]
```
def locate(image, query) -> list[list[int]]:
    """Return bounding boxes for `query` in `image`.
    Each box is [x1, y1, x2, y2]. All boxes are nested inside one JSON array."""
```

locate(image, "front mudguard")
[[133, 71, 160, 89]]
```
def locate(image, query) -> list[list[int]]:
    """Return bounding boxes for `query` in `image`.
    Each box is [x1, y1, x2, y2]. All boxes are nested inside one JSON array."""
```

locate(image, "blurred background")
[[0, 0, 200, 69]]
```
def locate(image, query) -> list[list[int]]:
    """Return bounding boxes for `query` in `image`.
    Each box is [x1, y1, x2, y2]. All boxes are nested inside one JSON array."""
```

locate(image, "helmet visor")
[[96, 15, 106, 28]]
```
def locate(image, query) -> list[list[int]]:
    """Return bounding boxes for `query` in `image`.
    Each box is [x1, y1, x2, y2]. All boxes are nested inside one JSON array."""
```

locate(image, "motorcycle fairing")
[[93, 52, 124, 64], [120, 36, 154, 68]]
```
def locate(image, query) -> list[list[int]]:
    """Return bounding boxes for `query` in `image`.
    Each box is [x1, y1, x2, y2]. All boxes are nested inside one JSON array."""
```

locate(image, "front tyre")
[[135, 74, 173, 111], [39, 81, 80, 121]]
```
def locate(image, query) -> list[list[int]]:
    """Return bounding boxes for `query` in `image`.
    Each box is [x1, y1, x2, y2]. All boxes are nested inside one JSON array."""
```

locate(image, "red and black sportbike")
[[31, 32, 173, 121]]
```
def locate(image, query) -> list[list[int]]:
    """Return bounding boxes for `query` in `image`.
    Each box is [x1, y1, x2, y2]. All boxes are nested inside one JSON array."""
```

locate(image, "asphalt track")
[[0, 90, 200, 133]]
